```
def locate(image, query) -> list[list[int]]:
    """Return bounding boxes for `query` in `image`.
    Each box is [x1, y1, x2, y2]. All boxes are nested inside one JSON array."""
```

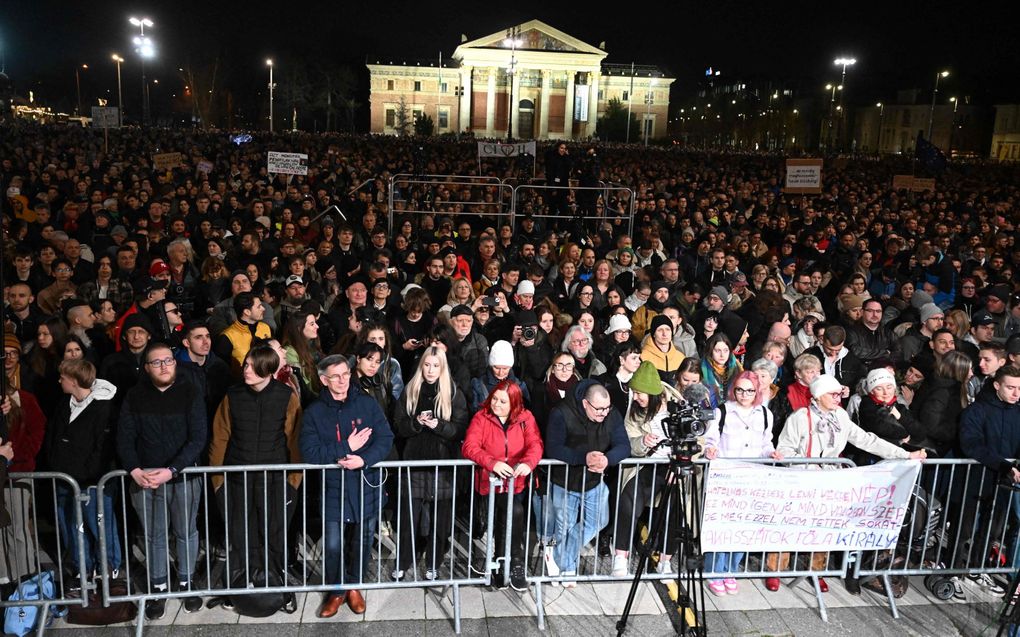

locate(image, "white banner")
[[785, 158, 823, 194], [91, 106, 120, 128], [267, 151, 309, 175], [701, 459, 921, 552], [477, 141, 536, 159]]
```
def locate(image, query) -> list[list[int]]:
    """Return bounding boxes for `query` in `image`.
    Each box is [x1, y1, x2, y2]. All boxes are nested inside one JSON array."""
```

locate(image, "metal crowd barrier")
[[853, 458, 1020, 618], [0, 472, 92, 636], [93, 460, 495, 636], [387, 174, 513, 235], [510, 183, 636, 238], [512, 457, 855, 628]]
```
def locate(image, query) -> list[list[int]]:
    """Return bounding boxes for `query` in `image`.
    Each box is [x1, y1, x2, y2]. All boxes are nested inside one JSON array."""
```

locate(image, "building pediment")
[[455, 19, 607, 59]]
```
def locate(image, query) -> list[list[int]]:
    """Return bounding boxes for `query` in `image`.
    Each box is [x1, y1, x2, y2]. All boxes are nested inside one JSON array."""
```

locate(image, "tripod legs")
[[616, 464, 706, 637]]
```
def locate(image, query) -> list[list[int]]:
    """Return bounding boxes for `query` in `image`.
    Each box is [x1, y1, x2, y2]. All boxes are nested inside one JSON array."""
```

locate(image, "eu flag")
[[915, 132, 948, 174]]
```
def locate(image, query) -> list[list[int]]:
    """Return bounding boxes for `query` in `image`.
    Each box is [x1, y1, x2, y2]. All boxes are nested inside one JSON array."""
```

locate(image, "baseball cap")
[[285, 275, 304, 287]]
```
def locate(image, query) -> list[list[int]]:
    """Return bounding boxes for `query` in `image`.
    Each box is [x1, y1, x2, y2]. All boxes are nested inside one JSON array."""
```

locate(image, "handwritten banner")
[[892, 175, 937, 192], [784, 158, 823, 194], [477, 141, 536, 159], [267, 151, 309, 175], [701, 459, 921, 552], [152, 152, 183, 171]]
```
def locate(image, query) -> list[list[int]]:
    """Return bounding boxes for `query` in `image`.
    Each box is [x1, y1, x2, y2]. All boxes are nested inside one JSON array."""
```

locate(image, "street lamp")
[[112, 54, 124, 126], [503, 26, 522, 141], [266, 59, 275, 133], [824, 84, 842, 149], [875, 102, 885, 152], [833, 58, 855, 149], [928, 70, 949, 140], [75, 64, 88, 116], [454, 85, 464, 134], [130, 17, 155, 126]]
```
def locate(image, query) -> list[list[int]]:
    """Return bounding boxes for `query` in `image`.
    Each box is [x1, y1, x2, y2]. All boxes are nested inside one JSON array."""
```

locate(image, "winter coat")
[[910, 376, 966, 457], [845, 322, 901, 364], [461, 407, 543, 495], [899, 327, 932, 365], [804, 345, 866, 397], [458, 330, 490, 381], [851, 397, 926, 464], [471, 369, 531, 412], [299, 386, 394, 523], [45, 381, 118, 486], [640, 338, 685, 383], [117, 375, 207, 476], [959, 393, 1020, 489], [393, 381, 470, 499], [545, 379, 630, 492], [5, 390, 46, 473], [777, 406, 910, 464]]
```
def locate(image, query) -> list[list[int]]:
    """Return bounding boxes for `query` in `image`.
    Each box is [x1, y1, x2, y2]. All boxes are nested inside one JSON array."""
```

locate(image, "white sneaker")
[[656, 558, 674, 575], [951, 576, 966, 601], [612, 554, 629, 577], [391, 568, 405, 581], [562, 571, 577, 589], [967, 573, 1006, 595], [425, 569, 438, 581], [543, 546, 560, 577]]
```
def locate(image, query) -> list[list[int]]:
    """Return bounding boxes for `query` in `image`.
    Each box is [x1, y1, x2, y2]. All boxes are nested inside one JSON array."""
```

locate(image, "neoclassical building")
[[367, 20, 674, 140]]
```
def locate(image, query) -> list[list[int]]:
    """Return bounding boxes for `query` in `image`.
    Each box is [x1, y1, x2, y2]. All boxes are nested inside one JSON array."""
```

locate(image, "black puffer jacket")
[[850, 397, 925, 464], [117, 375, 207, 475], [910, 375, 965, 457], [221, 381, 296, 465], [46, 380, 118, 486]]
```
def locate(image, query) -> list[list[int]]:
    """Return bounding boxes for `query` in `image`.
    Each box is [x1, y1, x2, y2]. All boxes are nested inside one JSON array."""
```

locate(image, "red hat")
[[149, 261, 170, 276]]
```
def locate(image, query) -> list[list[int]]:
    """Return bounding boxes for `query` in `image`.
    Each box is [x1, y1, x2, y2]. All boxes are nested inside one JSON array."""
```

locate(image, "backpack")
[[715, 403, 771, 437], [229, 568, 298, 618], [3, 571, 67, 637]]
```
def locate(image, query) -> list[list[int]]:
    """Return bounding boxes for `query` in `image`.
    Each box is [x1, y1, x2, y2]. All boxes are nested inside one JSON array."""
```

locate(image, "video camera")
[[653, 383, 715, 462]]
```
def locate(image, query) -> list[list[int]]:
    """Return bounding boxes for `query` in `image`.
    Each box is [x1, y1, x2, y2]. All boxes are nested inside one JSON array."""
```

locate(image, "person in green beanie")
[[611, 361, 683, 577]]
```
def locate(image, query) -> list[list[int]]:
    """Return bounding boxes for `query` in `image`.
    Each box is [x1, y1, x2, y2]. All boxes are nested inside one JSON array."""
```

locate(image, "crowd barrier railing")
[[852, 458, 1020, 619], [0, 472, 92, 636], [510, 183, 636, 238], [387, 174, 513, 235], [94, 460, 495, 636]]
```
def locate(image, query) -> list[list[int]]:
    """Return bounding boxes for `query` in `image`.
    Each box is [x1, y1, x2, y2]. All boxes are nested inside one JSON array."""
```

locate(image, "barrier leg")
[[883, 574, 900, 619], [811, 576, 829, 623], [453, 583, 462, 635], [36, 602, 50, 637], [535, 580, 546, 631], [134, 598, 147, 637]]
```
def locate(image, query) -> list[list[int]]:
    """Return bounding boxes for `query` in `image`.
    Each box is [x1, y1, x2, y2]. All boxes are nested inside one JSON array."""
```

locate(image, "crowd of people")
[[2, 121, 1020, 618]]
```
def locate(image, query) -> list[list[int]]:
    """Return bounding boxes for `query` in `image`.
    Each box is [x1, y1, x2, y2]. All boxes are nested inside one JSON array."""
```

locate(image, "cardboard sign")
[[197, 160, 214, 174], [477, 141, 537, 158], [152, 152, 183, 171], [91, 106, 120, 128], [892, 175, 937, 192], [267, 151, 309, 175], [701, 459, 921, 552], [785, 158, 823, 194]]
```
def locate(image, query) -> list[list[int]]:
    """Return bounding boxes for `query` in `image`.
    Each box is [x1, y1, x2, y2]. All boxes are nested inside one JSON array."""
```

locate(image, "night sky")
[[4, 0, 1019, 118]]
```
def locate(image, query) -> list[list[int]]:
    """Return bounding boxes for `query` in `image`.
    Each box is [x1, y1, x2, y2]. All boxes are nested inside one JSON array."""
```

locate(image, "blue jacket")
[[960, 392, 1020, 484], [471, 369, 530, 412], [300, 385, 394, 523]]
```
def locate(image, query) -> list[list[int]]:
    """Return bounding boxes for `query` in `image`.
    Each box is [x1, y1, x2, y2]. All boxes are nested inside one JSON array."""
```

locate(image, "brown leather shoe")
[[317, 593, 346, 618], [346, 589, 366, 615]]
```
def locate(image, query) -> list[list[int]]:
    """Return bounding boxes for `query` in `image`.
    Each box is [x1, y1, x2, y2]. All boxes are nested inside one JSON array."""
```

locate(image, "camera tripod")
[[616, 454, 707, 637]]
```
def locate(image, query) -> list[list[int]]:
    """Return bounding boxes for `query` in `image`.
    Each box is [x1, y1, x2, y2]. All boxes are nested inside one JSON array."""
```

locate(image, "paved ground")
[[35, 574, 1009, 636]]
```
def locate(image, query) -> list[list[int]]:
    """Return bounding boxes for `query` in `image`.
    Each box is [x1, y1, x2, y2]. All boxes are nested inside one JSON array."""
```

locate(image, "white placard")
[[701, 459, 921, 552], [477, 141, 537, 159], [91, 106, 120, 128], [785, 159, 823, 194], [267, 151, 309, 175]]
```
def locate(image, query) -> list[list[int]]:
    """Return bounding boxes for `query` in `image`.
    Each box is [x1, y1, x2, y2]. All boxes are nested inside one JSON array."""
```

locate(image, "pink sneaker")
[[708, 580, 727, 596], [724, 578, 738, 594]]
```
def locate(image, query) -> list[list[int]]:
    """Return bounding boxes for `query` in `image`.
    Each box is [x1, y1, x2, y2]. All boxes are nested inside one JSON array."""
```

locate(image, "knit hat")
[[450, 304, 473, 318], [709, 286, 729, 302], [516, 280, 535, 296], [919, 303, 944, 323], [650, 314, 673, 337], [4, 331, 20, 353], [810, 374, 842, 398], [911, 290, 934, 309], [988, 284, 1011, 302], [604, 314, 632, 335], [629, 361, 664, 395], [489, 340, 514, 367], [865, 368, 897, 393], [842, 294, 865, 311]]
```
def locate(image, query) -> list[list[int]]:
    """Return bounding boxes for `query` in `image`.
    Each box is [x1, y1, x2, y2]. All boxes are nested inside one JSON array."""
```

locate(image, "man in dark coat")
[[300, 355, 393, 619], [544, 142, 573, 217]]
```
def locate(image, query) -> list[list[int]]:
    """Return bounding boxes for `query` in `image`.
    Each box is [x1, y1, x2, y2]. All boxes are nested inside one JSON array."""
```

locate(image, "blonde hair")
[[404, 346, 453, 420]]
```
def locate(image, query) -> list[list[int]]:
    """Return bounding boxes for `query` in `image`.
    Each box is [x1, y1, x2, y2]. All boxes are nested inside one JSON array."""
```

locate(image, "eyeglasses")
[[165, 307, 181, 315], [570, 338, 588, 345], [55, 267, 72, 273], [553, 362, 575, 371], [324, 372, 351, 382], [578, 291, 594, 296], [733, 387, 757, 395], [827, 391, 843, 398], [584, 400, 611, 414], [146, 357, 176, 368]]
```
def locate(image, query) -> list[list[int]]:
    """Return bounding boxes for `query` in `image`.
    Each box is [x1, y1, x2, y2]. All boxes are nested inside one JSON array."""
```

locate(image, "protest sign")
[[701, 459, 921, 552], [267, 151, 308, 175], [91, 106, 120, 128], [892, 175, 937, 192], [477, 141, 537, 158], [152, 152, 183, 171], [784, 158, 823, 194]]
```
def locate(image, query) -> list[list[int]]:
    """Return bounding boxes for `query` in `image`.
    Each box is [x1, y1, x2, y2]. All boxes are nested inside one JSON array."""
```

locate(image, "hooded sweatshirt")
[[46, 379, 118, 486]]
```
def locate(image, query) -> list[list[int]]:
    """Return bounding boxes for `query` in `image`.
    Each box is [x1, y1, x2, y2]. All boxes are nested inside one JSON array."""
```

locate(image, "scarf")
[[546, 375, 578, 406], [787, 381, 812, 411], [809, 399, 842, 447], [869, 393, 897, 407]]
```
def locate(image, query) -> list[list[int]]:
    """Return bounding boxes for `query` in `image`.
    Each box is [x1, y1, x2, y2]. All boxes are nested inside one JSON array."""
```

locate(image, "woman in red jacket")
[[1, 385, 47, 583], [461, 380, 543, 592]]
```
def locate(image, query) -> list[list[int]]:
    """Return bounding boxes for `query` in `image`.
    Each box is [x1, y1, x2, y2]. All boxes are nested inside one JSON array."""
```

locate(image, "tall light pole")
[[112, 55, 124, 126], [130, 17, 154, 126], [833, 58, 855, 150], [643, 78, 656, 146], [75, 64, 88, 116], [875, 102, 885, 152], [503, 26, 522, 141], [928, 70, 949, 141], [824, 83, 842, 149], [266, 59, 275, 133]]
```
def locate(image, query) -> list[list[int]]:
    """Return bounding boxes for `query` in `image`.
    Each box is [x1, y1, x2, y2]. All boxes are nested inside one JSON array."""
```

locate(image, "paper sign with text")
[[267, 151, 309, 175], [477, 141, 537, 159], [91, 106, 120, 128], [152, 152, 183, 171], [701, 459, 921, 552], [784, 158, 823, 194]]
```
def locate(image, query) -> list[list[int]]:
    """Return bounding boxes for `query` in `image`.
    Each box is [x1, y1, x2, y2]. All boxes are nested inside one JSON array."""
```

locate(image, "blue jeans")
[[551, 482, 609, 573], [129, 477, 202, 588], [56, 484, 122, 575], [1011, 490, 1020, 568], [706, 551, 745, 582], [324, 518, 378, 589]]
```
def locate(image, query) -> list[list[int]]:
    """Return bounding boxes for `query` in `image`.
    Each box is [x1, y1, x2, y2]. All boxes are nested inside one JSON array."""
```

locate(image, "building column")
[[510, 70, 521, 139], [459, 66, 472, 133], [588, 70, 600, 137], [485, 67, 496, 137], [563, 71, 575, 139], [539, 69, 551, 139]]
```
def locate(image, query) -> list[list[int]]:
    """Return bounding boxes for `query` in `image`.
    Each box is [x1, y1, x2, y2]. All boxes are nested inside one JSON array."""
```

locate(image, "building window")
[[622, 91, 629, 101], [412, 107, 424, 124], [438, 107, 449, 129], [598, 90, 604, 100], [386, 80, 394, 91], [646, 90, 654, 104], [385, 108, 396, 127], [440, 82, 448, 93], [414, 81, 422, 92]]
